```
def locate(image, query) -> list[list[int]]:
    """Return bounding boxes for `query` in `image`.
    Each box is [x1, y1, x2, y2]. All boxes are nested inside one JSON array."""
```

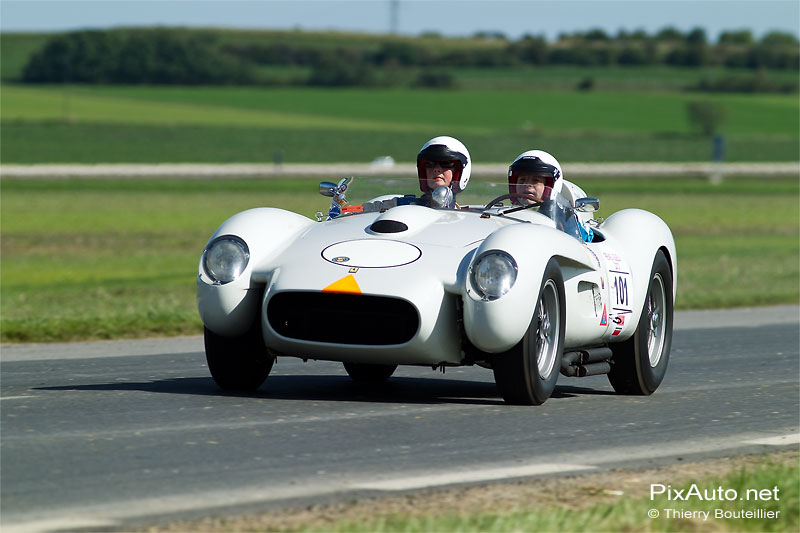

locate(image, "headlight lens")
[[472, 251, 517, 300], [202, 236, 249, 284]]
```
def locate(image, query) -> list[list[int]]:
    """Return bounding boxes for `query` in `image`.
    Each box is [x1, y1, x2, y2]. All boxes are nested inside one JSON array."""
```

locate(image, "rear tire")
[[493, 258, 565, 405], [205, 323, 274, 392], [608, 250, 673, 395], [343, 362, 397, 382]]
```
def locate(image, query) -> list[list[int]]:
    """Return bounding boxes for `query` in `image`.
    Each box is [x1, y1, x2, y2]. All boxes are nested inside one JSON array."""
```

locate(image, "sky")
[[1, 0, 798, 41]]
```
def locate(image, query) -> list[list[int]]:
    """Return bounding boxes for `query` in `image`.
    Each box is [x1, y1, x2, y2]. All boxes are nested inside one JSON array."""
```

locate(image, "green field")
[[1, 42, 798, 343], [1, 176, 797, 343], [2, 84, 798, 164]]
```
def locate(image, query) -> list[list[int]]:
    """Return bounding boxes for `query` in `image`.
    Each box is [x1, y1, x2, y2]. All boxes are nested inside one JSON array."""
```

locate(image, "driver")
[[508, 150, 593, 242], [416, 136, 471, 208]]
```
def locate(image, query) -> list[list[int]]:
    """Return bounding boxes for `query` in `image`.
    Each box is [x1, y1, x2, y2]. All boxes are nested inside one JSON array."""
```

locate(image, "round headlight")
[[202, 236, 249, 285], [471, 251, 517, 301]]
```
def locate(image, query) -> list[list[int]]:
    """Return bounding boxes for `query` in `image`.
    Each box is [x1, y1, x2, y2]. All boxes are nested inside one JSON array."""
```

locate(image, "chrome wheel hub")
[[646, 273, 667, 367], [535, 280, 559, 379]]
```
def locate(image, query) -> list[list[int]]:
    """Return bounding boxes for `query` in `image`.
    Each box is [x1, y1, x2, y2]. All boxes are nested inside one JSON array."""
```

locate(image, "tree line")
[[22, 30, 253, 85], [21, 27, 799, 88]]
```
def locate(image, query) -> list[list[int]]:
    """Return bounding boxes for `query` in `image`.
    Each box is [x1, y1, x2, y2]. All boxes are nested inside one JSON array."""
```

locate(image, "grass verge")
[[141, 450, 799, 532], [1, 176, 798, 343]]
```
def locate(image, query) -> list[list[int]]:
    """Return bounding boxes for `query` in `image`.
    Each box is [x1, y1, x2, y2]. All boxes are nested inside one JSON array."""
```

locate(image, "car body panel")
[[198, 186, 676, 369]]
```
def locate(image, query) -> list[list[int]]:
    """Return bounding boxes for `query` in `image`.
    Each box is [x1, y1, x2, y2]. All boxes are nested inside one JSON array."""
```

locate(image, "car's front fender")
[[198, 208, 314, 337], [462, 223, 594, 353]]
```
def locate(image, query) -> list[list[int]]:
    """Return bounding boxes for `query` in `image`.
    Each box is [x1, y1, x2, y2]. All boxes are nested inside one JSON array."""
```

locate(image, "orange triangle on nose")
[[322, 274, 362, 294]]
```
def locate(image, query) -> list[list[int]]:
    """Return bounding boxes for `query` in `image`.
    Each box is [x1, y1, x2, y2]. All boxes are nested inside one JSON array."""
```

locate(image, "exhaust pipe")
[[560, 347, 613, 377]]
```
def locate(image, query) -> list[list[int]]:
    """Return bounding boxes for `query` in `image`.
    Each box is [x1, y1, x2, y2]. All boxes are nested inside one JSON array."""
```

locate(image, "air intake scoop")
[[366, 204, 449, 238], [369, 220, 408, 233]]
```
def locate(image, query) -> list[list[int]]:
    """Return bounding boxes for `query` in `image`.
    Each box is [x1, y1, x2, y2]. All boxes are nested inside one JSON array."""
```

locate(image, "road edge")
[[1, 305, 797, 362]]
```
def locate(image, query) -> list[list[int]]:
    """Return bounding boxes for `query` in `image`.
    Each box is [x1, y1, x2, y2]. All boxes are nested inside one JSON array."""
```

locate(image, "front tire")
[[608, 250, 673, 395], [343, 362, 397, 382], [493, 259, 565, 405], [205, 323, 275, 392]]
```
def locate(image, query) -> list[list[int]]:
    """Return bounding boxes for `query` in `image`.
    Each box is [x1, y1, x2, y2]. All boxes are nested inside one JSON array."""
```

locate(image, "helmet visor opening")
[[424, 160, 457, 169], [417, 144, 468, 165], [509, 157, 560, 181]]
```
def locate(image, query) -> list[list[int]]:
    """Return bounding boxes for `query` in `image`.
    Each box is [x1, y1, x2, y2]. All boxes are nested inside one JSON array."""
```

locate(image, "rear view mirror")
[[319, 182, 337, 197], [430, 185, 454, 209], [575, 197, 600, 212]]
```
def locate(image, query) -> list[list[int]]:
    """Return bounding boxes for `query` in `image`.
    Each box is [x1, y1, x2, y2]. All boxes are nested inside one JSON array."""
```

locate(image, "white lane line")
[[0, 336, 204, 362], [352, 463, 596, 491], [1, 403, 486, 442], [0, 395, 36, 401], [1, 481, 346, 533], [0, 518, 116, 533], [743, 433, 800, 446]]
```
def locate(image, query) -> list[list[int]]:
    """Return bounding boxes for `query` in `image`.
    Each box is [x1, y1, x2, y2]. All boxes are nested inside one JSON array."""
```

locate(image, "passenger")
[[508, 150, 593, 242], [515, 174, 548, 205], [415, 136, 471, 208]]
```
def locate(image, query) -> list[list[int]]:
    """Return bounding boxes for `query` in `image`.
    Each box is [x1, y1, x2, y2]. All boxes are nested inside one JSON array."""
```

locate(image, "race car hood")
[[333, 205, 501, 247], [265, 205, 522, 265], [252, 205, 525, 292]]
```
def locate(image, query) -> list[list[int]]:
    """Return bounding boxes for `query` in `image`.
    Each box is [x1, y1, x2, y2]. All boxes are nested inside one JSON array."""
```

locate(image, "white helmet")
[[416, 136, 471, 194], [508, 150, 563, 196]]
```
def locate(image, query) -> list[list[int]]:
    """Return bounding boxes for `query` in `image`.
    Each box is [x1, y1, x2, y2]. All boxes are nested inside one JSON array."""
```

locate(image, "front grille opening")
[[267, 292, 419, 345]]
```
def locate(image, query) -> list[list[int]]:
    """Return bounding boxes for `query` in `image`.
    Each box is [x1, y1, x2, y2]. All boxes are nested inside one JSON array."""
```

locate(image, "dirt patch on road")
[[143, 449, 797, 532]]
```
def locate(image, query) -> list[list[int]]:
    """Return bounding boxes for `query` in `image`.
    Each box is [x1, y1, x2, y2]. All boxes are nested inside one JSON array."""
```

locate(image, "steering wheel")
[[484, 193, 542, 209]]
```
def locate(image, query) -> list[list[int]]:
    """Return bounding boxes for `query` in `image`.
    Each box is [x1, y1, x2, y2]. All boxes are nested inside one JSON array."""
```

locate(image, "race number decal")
[[612, 274, 628, 307], [603, 250, 634, 326], [609, 269, 633, 316]]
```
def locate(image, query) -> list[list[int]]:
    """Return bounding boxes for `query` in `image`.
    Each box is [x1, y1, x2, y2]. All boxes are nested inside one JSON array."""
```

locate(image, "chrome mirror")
[[575, 197, 600, 212], [319, 181, 337, 197], [431, 185, 454, 209]]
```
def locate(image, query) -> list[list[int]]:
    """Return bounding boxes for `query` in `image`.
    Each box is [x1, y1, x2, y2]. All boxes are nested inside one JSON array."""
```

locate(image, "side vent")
[[369, 220, 409, 233]]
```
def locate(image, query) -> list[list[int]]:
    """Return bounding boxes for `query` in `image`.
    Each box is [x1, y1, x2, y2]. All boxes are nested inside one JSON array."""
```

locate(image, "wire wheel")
[[493, 258, 565, 405], [608, 250, 673, 395], [646, 273, 667, 367], [205, 323, 274, 392], [535, 279, 560, 380]]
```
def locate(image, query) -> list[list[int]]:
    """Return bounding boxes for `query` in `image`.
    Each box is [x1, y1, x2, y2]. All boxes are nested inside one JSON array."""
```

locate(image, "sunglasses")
[[424, 161, 457, 169]]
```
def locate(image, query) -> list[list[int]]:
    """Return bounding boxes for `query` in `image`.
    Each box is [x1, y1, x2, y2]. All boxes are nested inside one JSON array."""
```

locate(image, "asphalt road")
[[1, 306, 798, 532]]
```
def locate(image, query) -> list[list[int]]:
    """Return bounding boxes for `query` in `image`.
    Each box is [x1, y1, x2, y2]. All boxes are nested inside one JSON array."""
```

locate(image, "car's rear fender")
[[198, 208, 315, 337], [600, 209, 677, 315], [462, 223, 594, 353]]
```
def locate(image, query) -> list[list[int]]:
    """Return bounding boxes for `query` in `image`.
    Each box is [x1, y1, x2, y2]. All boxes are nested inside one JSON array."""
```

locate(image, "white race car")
[[197, 177, 676, 405]]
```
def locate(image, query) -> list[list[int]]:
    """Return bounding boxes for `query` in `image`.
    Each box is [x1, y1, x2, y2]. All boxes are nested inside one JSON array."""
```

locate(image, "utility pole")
[[390, 0, 398, 34]]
